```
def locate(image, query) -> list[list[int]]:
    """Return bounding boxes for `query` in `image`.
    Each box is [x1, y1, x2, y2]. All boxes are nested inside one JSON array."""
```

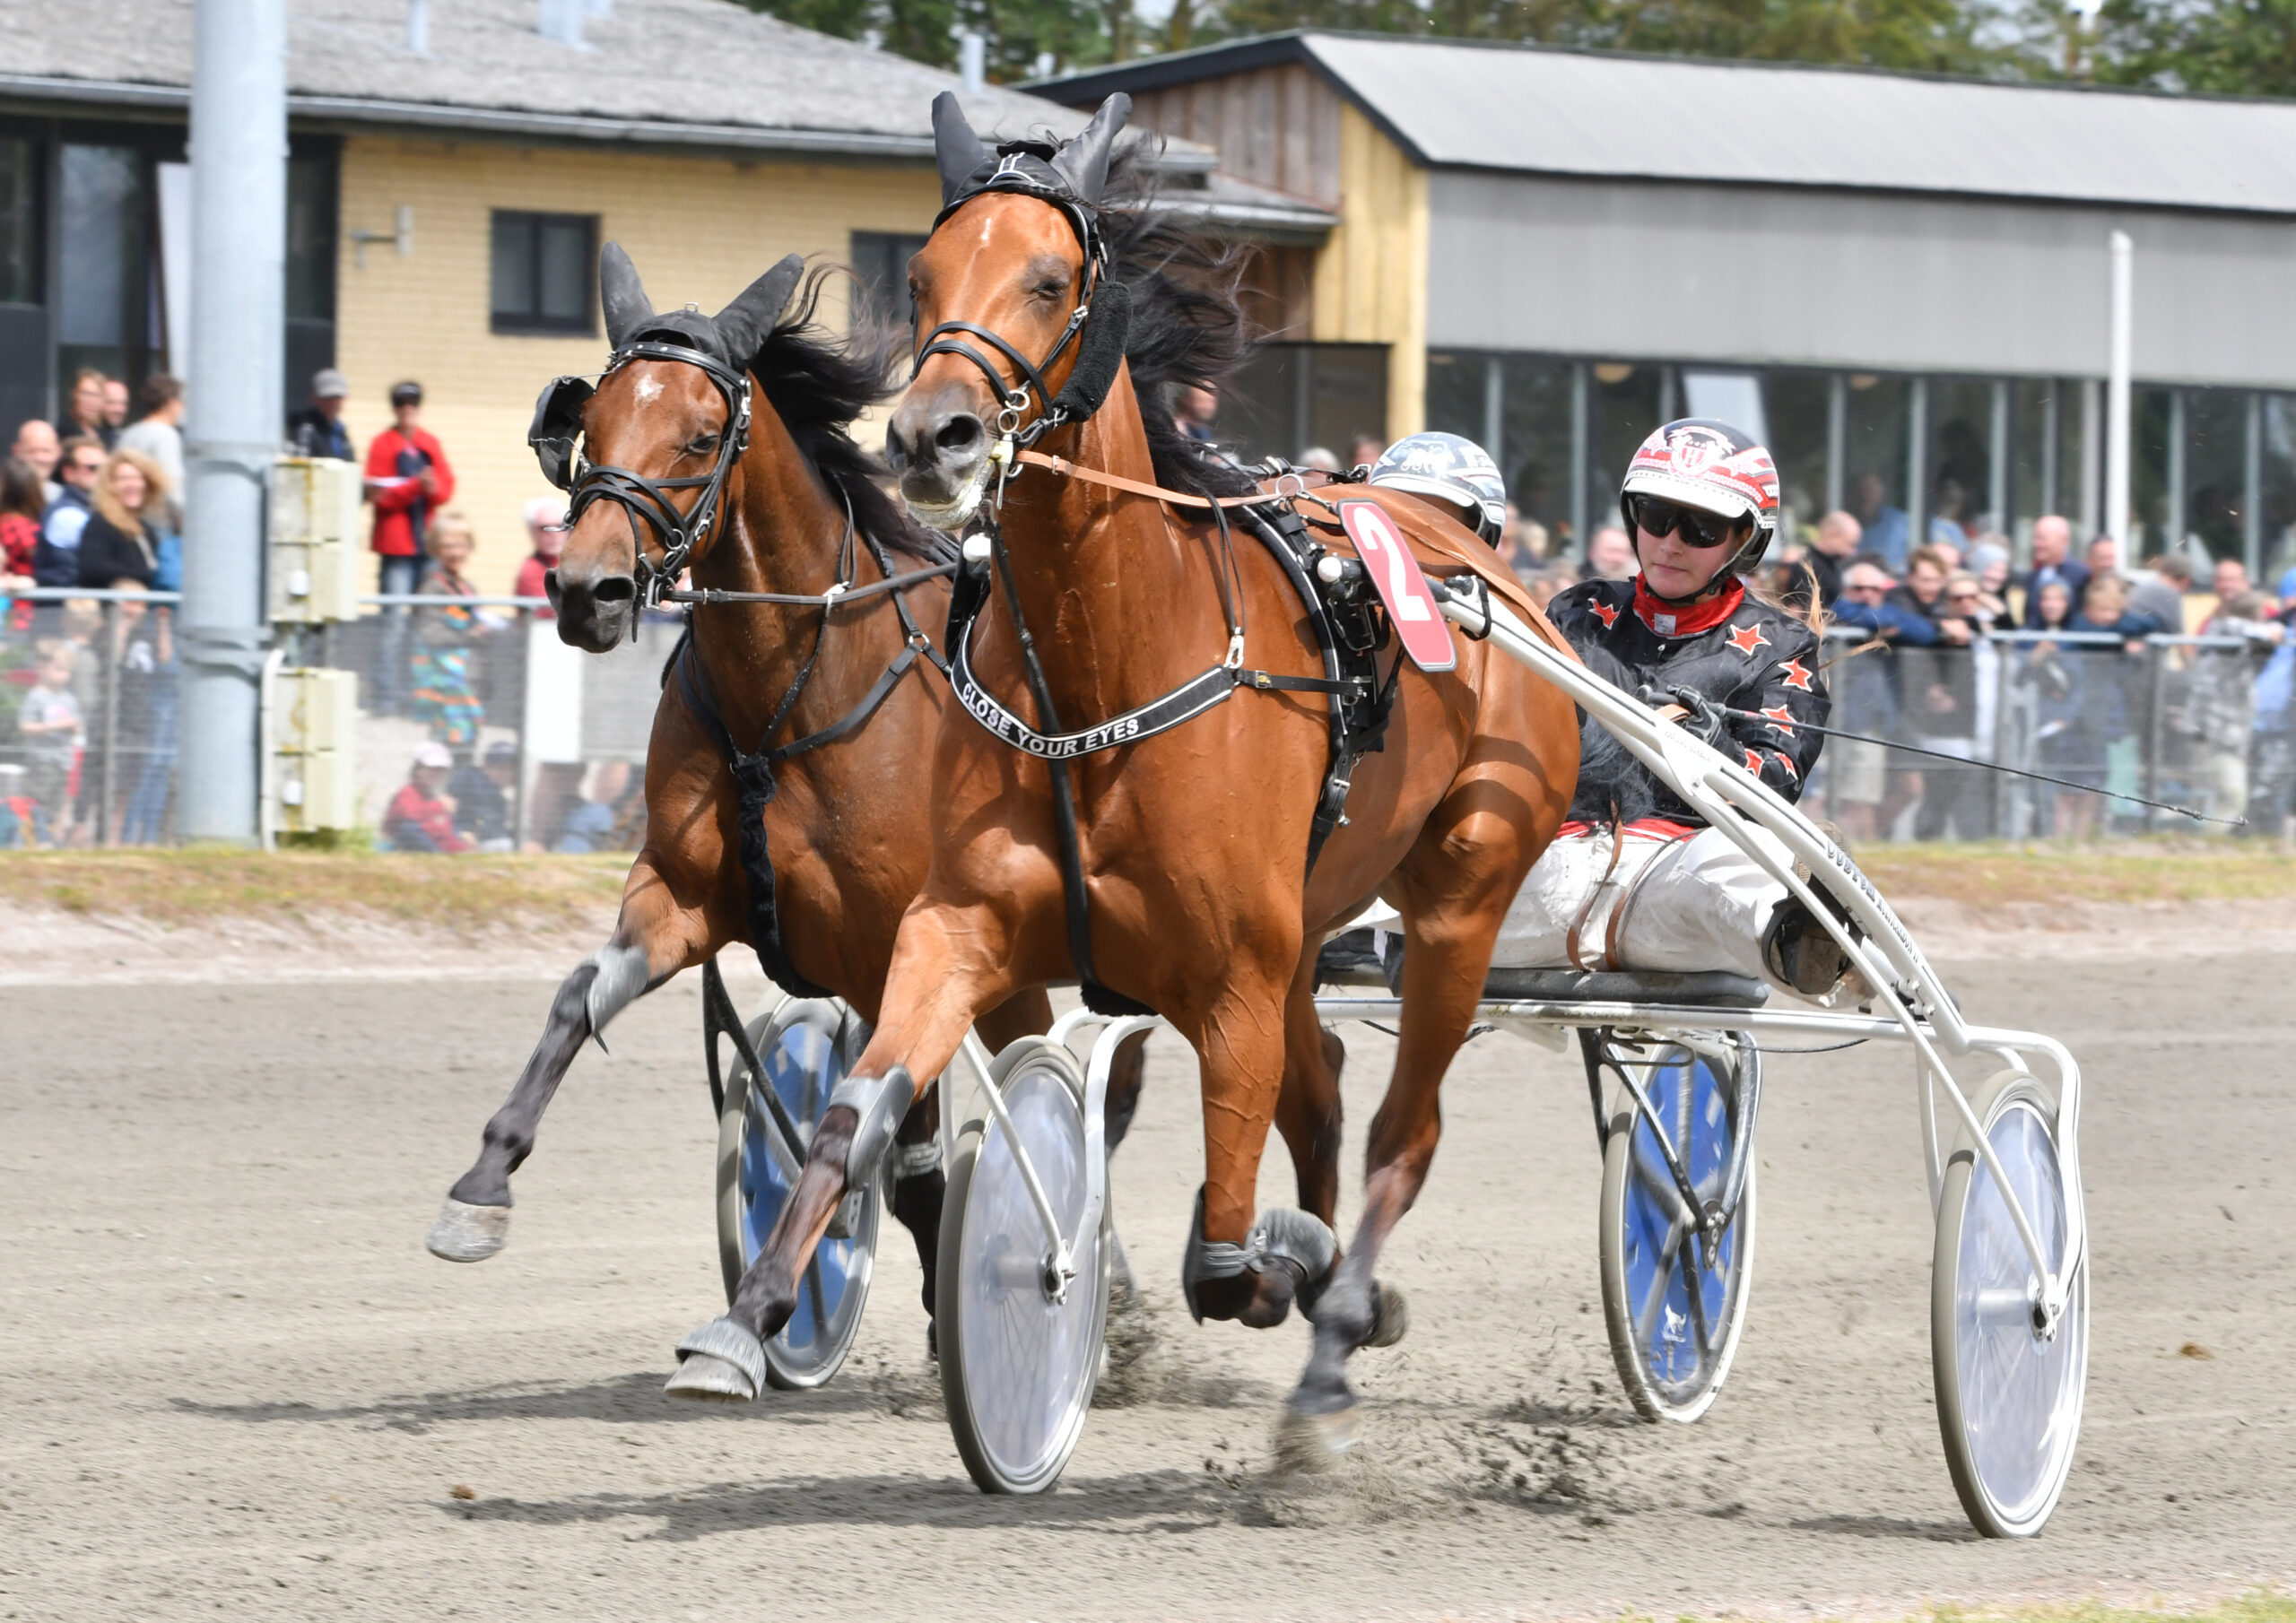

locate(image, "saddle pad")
[[1480, 968, 1771, 1008]]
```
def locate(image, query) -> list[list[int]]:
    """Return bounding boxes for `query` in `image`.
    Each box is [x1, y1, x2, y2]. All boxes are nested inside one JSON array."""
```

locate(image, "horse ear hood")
[[1051, 92, 1131, 205], [933, 91, 988, 207], [600, 242, 654, 350], [714, 254, 806, 362]]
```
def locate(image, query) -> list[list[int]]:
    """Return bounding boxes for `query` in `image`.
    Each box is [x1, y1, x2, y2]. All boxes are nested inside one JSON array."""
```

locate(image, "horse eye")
[[686, 434, 718, 455], [1033, 280, 1065, 300]]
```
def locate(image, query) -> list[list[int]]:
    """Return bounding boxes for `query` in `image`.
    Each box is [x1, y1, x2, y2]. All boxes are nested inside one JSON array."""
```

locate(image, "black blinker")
[[528, 374, 596, 491]]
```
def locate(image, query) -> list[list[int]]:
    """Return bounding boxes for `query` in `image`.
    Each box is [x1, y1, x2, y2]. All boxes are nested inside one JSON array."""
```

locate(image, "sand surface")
[[2, 950, 2290, 1619]]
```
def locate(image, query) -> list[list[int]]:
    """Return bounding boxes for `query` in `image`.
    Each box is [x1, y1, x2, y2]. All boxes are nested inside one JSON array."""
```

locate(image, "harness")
[[919, 144, 1394, 1013], [531, 337, 954, 995]]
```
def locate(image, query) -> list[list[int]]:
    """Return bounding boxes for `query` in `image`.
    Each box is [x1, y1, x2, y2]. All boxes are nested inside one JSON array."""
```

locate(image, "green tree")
[[2090, 0, 2296, 95]]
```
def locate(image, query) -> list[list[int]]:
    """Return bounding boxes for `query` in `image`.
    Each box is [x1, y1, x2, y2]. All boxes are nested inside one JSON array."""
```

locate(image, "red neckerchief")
[[1631, 576, 1744, 638]]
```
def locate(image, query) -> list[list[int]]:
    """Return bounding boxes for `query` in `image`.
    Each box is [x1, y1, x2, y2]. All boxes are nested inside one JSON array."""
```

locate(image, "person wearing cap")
[[383, 742, 470, 854], [365, 381, 456, 716], [288, 369, 356, 462], [514, 496, 567, 616], [1489, 419, 1851, 999]]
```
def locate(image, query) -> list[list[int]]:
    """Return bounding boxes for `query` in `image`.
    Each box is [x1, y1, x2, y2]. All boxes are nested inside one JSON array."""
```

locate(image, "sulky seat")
[[1479, 968, 1770, 1008]]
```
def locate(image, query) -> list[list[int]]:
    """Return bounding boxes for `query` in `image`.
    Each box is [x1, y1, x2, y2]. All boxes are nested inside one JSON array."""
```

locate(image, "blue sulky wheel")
[[1596, 1036, 1759, 1423], [713, 997, 880, 1391], [937, 1036, 1110, 1494], [1931, 1069, 2089, 1538]]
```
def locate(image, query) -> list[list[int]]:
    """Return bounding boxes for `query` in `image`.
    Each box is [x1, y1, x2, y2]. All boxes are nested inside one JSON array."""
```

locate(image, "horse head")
[[540, 243, 802, 650], [884, 92, 1130, 531]]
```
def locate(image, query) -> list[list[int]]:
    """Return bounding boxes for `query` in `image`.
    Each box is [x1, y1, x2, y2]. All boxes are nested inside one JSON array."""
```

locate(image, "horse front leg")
[[426, 851, 716, 1262], [666, 902, 1013, 1401]]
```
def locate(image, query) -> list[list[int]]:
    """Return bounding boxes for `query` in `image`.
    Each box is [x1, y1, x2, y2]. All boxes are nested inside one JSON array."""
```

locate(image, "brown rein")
[[1014, 448, 1309, 509]]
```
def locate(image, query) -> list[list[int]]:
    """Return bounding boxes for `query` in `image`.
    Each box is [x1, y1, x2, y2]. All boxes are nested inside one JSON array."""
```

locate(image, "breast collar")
[[914, 145, 1110, 453]]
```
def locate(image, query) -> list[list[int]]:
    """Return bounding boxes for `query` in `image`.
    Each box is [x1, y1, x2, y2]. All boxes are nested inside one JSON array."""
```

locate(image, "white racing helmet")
[[1618, 419, 1779, 583], [1368, 431, 1507, 545]]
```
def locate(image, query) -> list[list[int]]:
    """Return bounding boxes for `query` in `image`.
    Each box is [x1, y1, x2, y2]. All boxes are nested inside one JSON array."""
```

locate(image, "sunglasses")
[[1625, 494, 1750, 549]]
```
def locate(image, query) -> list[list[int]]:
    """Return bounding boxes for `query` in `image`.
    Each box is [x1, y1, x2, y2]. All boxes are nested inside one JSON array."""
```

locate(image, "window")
[[849, 230, 926, 331], [491, 211, 596, 335], [0, 138, 38, 307]]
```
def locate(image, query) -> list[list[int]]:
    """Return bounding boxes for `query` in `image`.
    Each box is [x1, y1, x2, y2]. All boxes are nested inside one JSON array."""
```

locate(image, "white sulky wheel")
[[937, 1036, 1109, 1494], [714, 997, 880, 1391], [1932, 1068, 2089, 1538], [1597, 1039, 1758, 1424]]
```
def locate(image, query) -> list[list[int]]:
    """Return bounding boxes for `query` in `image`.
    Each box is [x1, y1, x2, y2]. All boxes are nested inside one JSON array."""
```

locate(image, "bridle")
[[530, 339, 753, 619], [910, 154, 1113, 468]]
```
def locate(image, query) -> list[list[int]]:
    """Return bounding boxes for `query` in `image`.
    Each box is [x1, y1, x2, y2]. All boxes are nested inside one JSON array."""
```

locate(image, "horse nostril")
[[592, 576, 637, 606], [935, 413, 984, 456], [543, 568, 563, 611]]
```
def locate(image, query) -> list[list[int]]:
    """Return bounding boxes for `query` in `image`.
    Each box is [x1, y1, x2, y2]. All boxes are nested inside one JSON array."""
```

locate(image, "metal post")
[[2143, 638, 2168, 833], [1825, 373, 1846, 516], [1569, 362, 1589, 555], [2079, 378, 2102, 541], [2040, 383, 2060, 524], [178, 0, 285, 844], [512, 608, 532, 850], [99, 603, 120, 846], [2167, 390, 2187, 560], [2244, 391, 2264, 578], [1483, 355, 1503, 472], [1987, 379, 2010, 534], [2106, 231, 2134, 552], [1908, 375, 1928, 557]]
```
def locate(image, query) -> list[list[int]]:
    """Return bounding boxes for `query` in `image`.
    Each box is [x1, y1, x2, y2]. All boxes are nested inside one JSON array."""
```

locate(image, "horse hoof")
[[665, 1315, 766, 1403], [426, 1199, 511, 1263], [1275, 1402, 1361, 1471], [1363, 1280, 1409, 1350]]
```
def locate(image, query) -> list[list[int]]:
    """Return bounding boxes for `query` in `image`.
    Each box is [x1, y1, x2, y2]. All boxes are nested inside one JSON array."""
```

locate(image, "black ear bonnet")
[[929, 90, 1132, 265]]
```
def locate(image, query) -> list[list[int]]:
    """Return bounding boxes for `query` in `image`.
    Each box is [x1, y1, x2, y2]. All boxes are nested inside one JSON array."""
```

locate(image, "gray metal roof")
[[0, 0, 1180, 162], [1038, 31, 2296, 218]]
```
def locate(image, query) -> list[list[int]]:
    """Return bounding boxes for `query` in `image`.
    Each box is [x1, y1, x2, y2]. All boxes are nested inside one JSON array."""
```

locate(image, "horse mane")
[[744, 265, 954, 564], [1093, 144, 1263, 502]]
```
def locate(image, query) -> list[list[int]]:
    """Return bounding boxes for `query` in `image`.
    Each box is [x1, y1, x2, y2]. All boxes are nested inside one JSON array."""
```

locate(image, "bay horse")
[[423, 246, 1130, 1344], [665, 97, 1582, 1452]]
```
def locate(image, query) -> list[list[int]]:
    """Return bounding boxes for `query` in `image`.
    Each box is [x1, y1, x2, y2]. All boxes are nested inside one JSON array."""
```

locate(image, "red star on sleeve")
[[1742, 747, 1764, 772], [1760, 703, 1796, 735], [1591, 600, 1620, 629], [1779, 656, 1814, 691], [1725, 622, 1770, 656]]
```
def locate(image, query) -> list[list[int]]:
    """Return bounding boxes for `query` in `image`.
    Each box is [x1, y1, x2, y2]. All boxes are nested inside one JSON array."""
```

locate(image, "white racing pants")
[[1487, 820, 1792, 980]]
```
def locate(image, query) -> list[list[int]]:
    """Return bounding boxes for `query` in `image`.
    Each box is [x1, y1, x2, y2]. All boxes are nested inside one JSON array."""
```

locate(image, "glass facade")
[[1429, 350, 2296, 581]]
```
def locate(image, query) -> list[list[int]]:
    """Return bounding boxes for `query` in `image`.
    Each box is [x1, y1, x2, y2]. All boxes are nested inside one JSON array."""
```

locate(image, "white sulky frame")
[[937, 582, 2084, 1346]]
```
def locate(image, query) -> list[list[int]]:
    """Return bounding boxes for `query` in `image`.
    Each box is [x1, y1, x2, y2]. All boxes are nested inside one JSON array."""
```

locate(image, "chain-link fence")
[[2, 588, 683, 852], [7, 588, 2292, 849]]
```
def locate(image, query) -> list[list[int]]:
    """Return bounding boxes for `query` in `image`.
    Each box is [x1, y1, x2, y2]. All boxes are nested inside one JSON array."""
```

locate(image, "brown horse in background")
[[666, 99, 1582, 1451], [422, 247, 1090, 1341]]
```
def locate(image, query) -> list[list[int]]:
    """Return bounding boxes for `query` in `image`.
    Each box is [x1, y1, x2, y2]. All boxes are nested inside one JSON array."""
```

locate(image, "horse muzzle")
[[886, 385, 992, 533], [551, 564, 638, 652]]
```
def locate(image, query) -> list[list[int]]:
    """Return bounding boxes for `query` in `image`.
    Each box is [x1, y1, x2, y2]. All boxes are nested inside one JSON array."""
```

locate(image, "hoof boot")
[[665, 1316, 766, 1402], [426, 1199, 511, 1263], [1363, 1280, 1409, 1350]]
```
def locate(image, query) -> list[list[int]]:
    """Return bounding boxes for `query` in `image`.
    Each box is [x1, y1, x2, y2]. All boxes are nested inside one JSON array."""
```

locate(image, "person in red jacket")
[[365, 381, 456, 716]]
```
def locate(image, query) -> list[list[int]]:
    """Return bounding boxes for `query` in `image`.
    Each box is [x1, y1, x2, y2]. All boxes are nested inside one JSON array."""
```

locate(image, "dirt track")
[[3, 950, 2292, 1620]]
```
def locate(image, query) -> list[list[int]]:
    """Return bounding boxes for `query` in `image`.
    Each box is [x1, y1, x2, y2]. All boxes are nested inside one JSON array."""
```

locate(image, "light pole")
[[2106, 230, 2133, 552], [178, 0, 286, 843]]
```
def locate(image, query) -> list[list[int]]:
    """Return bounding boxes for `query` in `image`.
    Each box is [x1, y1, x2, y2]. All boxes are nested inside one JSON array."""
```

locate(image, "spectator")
[[1172, 385, 1217, 443], [2180, 588, 2281, 828], [1526, 560, 1577, 614], [2021, 579, 2092, 837], [12, 421, 60, 506], [1296, 447, 1341, 473], [2021, 516, 2091, 629], [2065, 573, 2159, 833], [1964, 540, 2013, 621], [112, 580, 178, 846], [56, 369, 115, 449], [2129, 553, 2192, 633], [117, 376, 187, 533], [366, 380, 455, 716], [2, 457, 44, 586], [288, 369, 357, 462], [101, 378, 129, 438], [32, 438, 106, 586], [555, 759, 637, 854], [75, 449, 165, 589], [15, 642, 83, 845], [1829, 560, 1952, 843], [2204, 558, 2253, 629], [2086, 534, 2124, 583], [513, 498, 566, 613], [1580, 524, 1637, 582], [1888, 547, 1974, 642], [383, 742, 470, 854], [1853, 472, 1911, 573], [1902, 570, 1991, 838], [447, 741, 520, 852], [413, 510, 486, 749], [1347, 434, 1385, 472]]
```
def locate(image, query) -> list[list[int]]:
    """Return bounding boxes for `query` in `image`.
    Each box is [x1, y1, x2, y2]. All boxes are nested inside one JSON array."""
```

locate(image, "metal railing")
[[6, 588, 2290, 848]]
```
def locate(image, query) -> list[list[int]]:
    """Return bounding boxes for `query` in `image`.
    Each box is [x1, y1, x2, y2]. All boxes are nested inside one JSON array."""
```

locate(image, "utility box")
[[269, 456, 365, 624], [270, 665, 361, 833]]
